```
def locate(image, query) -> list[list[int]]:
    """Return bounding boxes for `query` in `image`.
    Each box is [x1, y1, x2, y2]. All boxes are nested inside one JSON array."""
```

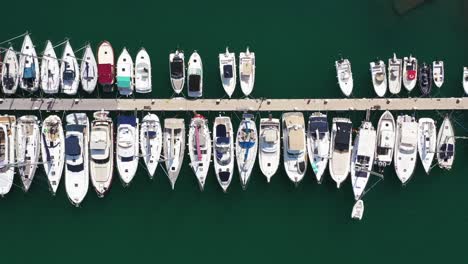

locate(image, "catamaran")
[[418, 63, 432, 96], [403, 55, 418, 92], [433, 61, 444, 88], [239, 47, 255, 96], [329, 118, 352, 188], [388, 53, 402, 94], [80, 44, 98, 93], [417, 118, 436, 174], [169, 50, 185, 94], [163, 118, 185, 190], [116, 48, 134, 96], [394, 115, 418, 185], [140, 113, 162, 179], [40, 41, 60, 94], [135, 48, 152, 93], [258, 116, 280, 183], [116, 115, 139, 186], [307, 112, 330, 184], [436, 116, 455, 170], [236, 113, 258, 190], [16, 115, 40, 192], [282, 112, 307, 186], [0, 115, 16, 197], [219, 47, 237, 97], [370, 60, 387, 97], [97, 40, 115, 92], [1, 47, 19, 94], [375, 111, 395, 171], [19, 34, 40, 92], [187, 51, 203, 98], [61, 41, 80, 95], [188, 114, 212, 190], [41, 115, 65, 195], [335, 58, 353, 97], [213, 116, 234, 192]]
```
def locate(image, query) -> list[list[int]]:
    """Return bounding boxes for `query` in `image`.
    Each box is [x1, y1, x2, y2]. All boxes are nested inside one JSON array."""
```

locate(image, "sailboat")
[[41, 115, 65, 195], [65, 113, 89, 206], [306, 112, 330, 184], [236, 113, 258, 190], [213, 116, 234, 192], [219, 47, 236, 97], [239, 47, 255, 96], [187, 51, 203, 98], [370, 60, 387, 97], [0, 115, 16, 197], [16, 115, 40, 192], [97, 40, 115, 92], [258, 116, 280, 183], [140, 113, 162, 179], [403, 55, 418, 92], [135, 48, 152, 93], [169, 50, 185, 94], [40, 41, 60, 94], [418, 63, 432, 96], [116, 48, 134, 96], [329, 118, 352, 188], [335, 58, 353, 97], [394, 115, 418, 185], [417, 118, 436, 174], [80, 44, 98, 93], [1, 47, 19, 94], [374, 111, 395, 171], [60, 41, 80, 95], [116, 115, 139, 186], [163, 118, 185, 190], [388, 53, 402, 94], [188, 114, 212, 190], [463, 67, 468, 95], [19, 34, 40, 92], [436, 116, 455, 170], [282, 112, 307, 185], [432, 61, 444, 88], [90, 111, 114, 197]]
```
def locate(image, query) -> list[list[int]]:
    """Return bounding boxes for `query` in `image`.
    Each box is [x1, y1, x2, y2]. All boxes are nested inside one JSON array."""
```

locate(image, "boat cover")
[[223, 65, 233, 78], [188, 75, 201, 92], [439, 144, 454, 160], [98, 64, 114, 84], [23, 67, 34, 79], [288, 129, 304, 152], [117, 76, 131, 88], [309, 117, 328, 139], [65, 135, 80, 156], [63, 70, 75, 81], [145, 131, 157, 139], [241, 60, 252, 75], [170, 58, 184, 78], [335, 122, 352, 151], [219, 171, 230, 182], [118, 116, 137, 127]]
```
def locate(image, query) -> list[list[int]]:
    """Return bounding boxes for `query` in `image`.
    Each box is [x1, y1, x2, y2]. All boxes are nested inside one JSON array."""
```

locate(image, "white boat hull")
[[140, 114, 162, 179], [188, 116, 212, 190], [41, 41, 60, 94], [81, 45, 98, 93], [417, 118, 436, 174], [135, 48, 152, 93], [61, 41, 80, 95], [41, 115, 65, 195], [258, 118, 280, 182]]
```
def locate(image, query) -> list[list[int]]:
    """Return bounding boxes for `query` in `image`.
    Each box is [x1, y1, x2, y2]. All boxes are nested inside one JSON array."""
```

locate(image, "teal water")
[[2, 0, 468, 263]]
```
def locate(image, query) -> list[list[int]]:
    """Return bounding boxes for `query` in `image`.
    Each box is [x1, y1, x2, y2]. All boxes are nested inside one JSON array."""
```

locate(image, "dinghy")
[[16, 115, 40, 192], [370, 60, 387, 97], [169, 50, 185, 94], [90, 111, 114, 197], [1, 47, 19, 94], [187, 51, 203, 98], [213, 116, 234, 192], [388, 53, 402, 94], [239, 47, 255, 96], [436, 116, 455, 170], [351, 200, 364, 220], [188, 114, 212, 190], [116, 48, 134, 96], [0, 115, 16, 197], [19, 34, 39, 92], [80, 44, 98, 93], [65, 113, 89, 206], [307, 112, 330, 184], [140, 113, 162, 179], [116, 115, 139, 186], [41, 115, 65, 195], [403, 55, 418, 92], [163, 118, 185, 190], [418, 63, 432, 96], [40, 41, 60, 94], [375, 111, 395, 171], [236, 113, 258, 190], [60, 41, 80, 95], [335, 58, 353, 97], [417, 118, 436, 174], [394, 115, 418, 185], [433, 61, 444, 88], [97, 40, 115, 92], [329, 118, 352, 188], [282, 112, 307, 185], [258, 116, 280, 183], [135, 48, 152, 93], [463, 67, 468, 95], [219, 47, 236, 97]]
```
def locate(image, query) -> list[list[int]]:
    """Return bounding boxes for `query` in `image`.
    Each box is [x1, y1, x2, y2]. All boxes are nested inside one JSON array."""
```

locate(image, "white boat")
[[436, 116, 455, 170], [375, 111, 395, 171], [351, 121, 377, 200], [403, 55, 418, 92], [90, 111, 114, 197], [335, 58, 353, 97], [239, 47, 255, 96], [140, 113, 162, 179], [65, 113, 89, 206], [188, 114, 212, 190], [370, 60, 387, 97], [116, 48, 134, 96], [61, 41, 80, 95], [187, 51, 203, 98], [163, 118, 185, 189], [417, 118, 436, 174], [0, 115, 16, 197], [329, 118, 352, 188], [351, 200, 364, 220], [41, 115, 65, 195], [19, 34, 40, 92], [80, 44, 98, 93], [97, 40, 115, 92], [169, 50, 185, 94], [116, 115, 139, 186], [135, 48, 152, 93], [306, 112, 330, 184], [282, 112, 307, 185], [236, 113, 258, 190], [433, 61, 444, 88], [16, 115, 40, 192], [463, 67, 468, 95], [1, 47, 19, 94], [388, 53, 402, 94], [258, 116, 280, 183], [213, 116, 234, 192], [40, 41, 60, 94], [394, 115, 418, 185], [219, 47, 236, 97]]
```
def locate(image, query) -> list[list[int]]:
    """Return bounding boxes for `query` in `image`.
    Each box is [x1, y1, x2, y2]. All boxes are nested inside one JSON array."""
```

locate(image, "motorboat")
[[370, 60, 387, 97], [187, 51, 203, 98], [61, 41, 80, 95], [258, 116, 280, 183], [80, 44, 98, 93], [329, 118, 352, 188], [19, 34, 39, 92], [41, 115, 65, 195], [0, 115, 16, 197], [418, 63, 432, 96], [213, 116, 234, 192], [140, 113, 162, 179], [236, 113, 258, 190], [374, 111, 395, 171], [433, 61, 444, 88], [417, 118, 436, 174], [163, 118, 185, 190], [1, 47, 19, 94], [282, 112, 307, 185], [188, 114, 211, 190], [388, 53, 402, 94], [239, 47, 255, 96], [351, 200, 364, 220], [40, 41, 60, 94], [219, 47, 236, 97], [463, 67, 468, 95], [16, 115, 40, 192], [403, 55, 418, 92], [306, 112, 330, 184], [436, 116, 455, 170], [135, 48, 152, 93], [116, 48, 134, 96], [116, 115, 139, 186], [394, 115, 418, 185], [97, 40, 115, 92], [335, 58, 353, 97], [169, 50, 185, 94]]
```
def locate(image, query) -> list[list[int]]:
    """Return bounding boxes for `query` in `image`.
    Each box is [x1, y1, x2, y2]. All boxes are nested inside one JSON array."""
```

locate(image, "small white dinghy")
[[370, 60, 387, 97], [329, 118, 352, 188], [61, 41, 80, 95], [213, 116, 234, 192], [169, 50, 185, 94], [80, 44, 98, 93], [282, 112, 307, 186], [140, 113, 162, 179], [40, 41, 60, 94], [0, 115, 16, 197], [188, 114, 212, 190], [403, 55, 418, 92], [307, 112, 330, 184], [1, 47, 20, 94], [19, 34, 40, 92], [163, 118, 185, 190], [374, 111, 395, 171], [436, 116, 455, 170], [388, 53, 402, 94], [16, 115, 40, 192], [116, 115, 139, 186], [236, 113, 258, 190], [219, 47, 237, 97], [239, 47, 255, 96], [335, 58, 353, 97], [116, 48, 134, 96], [394, 115, 418, 185], [135, 48, 152, 93], [187, 51, 203, 98], [433, 61, 444, 88], [463, 67, 468, 95], [417, 118, 436, 174], [351, 200, 365, 220], [97, 40, 115, 92], [258, 116, 280, 183], [41, 115, 65, 195]]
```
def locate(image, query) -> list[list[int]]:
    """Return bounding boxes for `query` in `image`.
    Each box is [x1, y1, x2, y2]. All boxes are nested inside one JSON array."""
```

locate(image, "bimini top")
[[98, 64, 114, 84], [223, 65, 233, 78], [335, 122, 352, 151], [188, 75, 201, 92], [309, 117, 328, 139], [171, 57, 184, 79], [118, 115, 137, 127], [216, 124, 229, 145], [65, 135, 81, 156]]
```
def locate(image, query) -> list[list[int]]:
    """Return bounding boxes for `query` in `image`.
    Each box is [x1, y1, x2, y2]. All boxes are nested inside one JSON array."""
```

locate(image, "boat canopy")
[[216, 124, 230, 145], [439, 144, 454, 160], [67, 124, 85, 133], [118, 115, 137, 127], [288, 129, 304, 152], [309, 117, 328, 139], [170, 58, 184, 79], [263, 129, 277, 143], [335, 122, 352, 151], [223, 65, 233, 78], [65, 135, 81, 156], [188, 75, 201, 91], [98, 64, 114, 84], [241, 60, 252, 76], [144, 131, 157, 139], [23, 66, 35, 79], [117, 76, 131, 88], [219, 171, 230, 182]]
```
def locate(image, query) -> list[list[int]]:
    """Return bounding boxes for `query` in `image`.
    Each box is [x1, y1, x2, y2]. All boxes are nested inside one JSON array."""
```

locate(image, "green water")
[[2, 0, 468, 263]]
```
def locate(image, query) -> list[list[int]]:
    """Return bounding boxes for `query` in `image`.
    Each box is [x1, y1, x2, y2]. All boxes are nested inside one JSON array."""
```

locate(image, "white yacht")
[[417, 118, 436, 174], [436, 116, 455, 170], [403, 55, 418, 92], [116, 115, 139, 186], [80, 44, 98, 93], [375, 111, 395, 171], [463, 67, 468, 95], [236, 114, 258, 190], [188, 114, 211, 190], [140, 113, 162, 179], [370, 60, 387, 97], [163, 118, 185, 190], [187, 51, 203, 98], [1, 47, 19, 94], [394, 115, 418, 185], [135, 48, 152, 93], [388, 53, 402, 94], [41, 115, 65, 195], [41, 41, 60, 94], [116, 48, 134, 96], [239, 47, 255, 96], [19, 34, 40, 92], [258, 116, 280, 183], [0, 115, 16, 197], [282, 112, 307, 185], [335, 58, 353, 97], [169, 50, 185, 94], [329, 118, 352, 188], [61, 41, 80, 95], [213, 116, 234, 192], [432, 61, 444, 88], [219, 47, 236, 97], [306, 112, 330, 184], [16, 115, 40, 192]]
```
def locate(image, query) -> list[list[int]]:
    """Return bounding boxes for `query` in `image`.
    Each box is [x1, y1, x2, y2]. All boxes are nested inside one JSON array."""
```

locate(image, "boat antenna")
[[0, 31, 29, 46]]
